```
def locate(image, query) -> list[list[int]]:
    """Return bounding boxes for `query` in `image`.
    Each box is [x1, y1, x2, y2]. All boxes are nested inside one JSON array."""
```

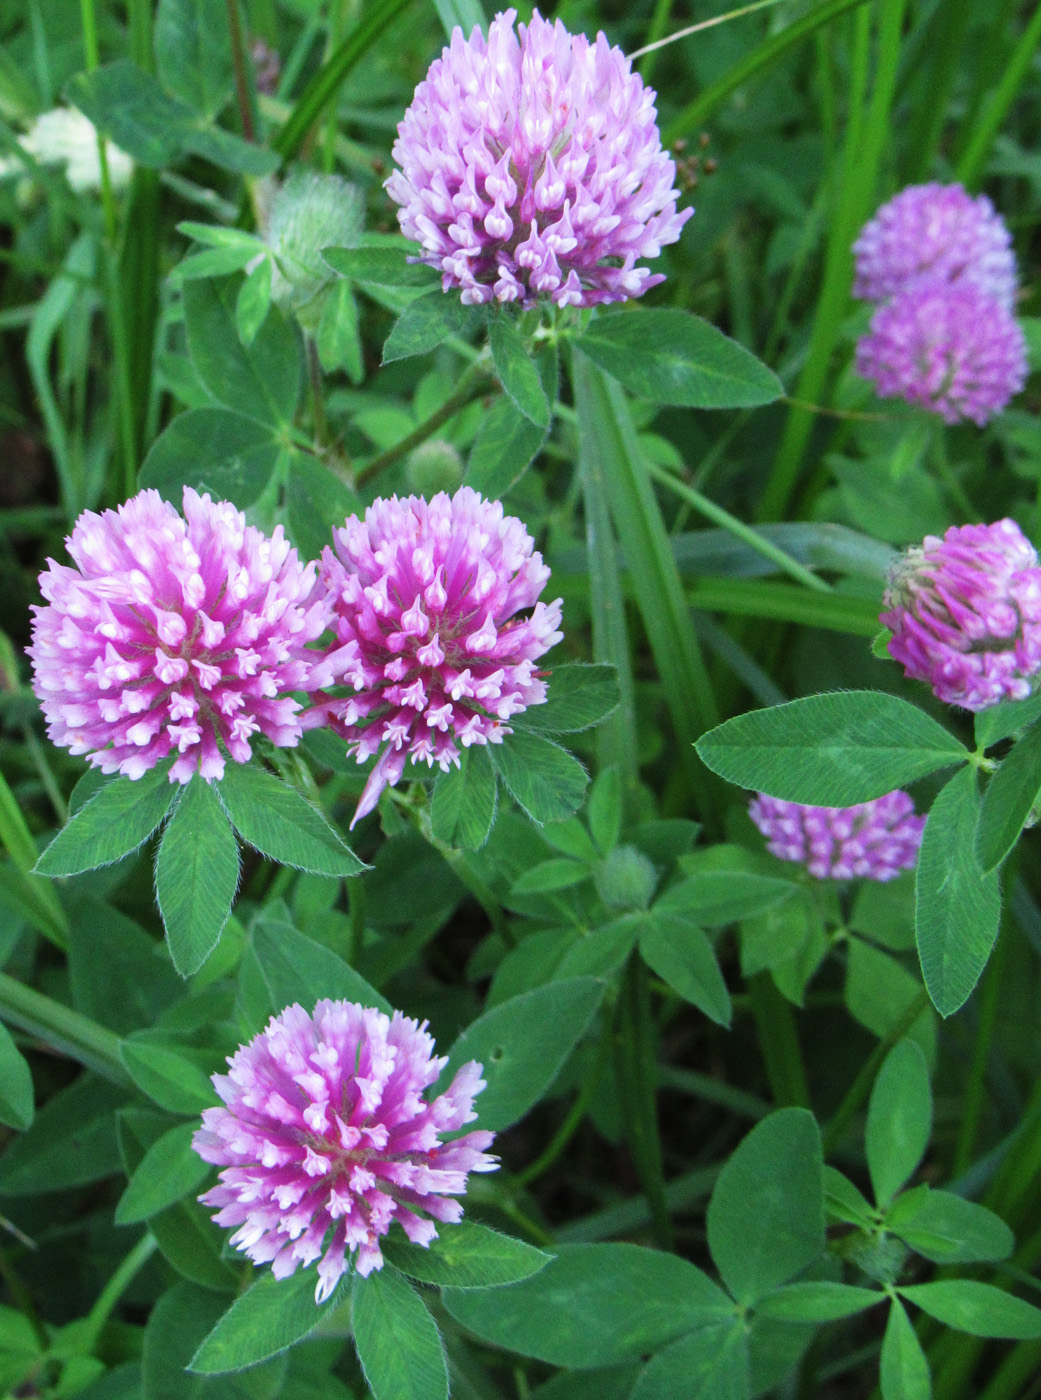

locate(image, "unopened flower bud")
[[596, 844, 659, 911]]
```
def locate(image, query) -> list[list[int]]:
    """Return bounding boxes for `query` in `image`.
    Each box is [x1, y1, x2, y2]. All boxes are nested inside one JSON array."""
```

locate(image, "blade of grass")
[[956, 0, 1041, 190], [685, 577, 880, 635]]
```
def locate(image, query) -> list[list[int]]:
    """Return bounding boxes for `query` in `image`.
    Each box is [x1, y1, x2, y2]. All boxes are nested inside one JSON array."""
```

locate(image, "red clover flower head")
[[881, 519, 1041, 711], [28, 487, 330, 784], [749, 791, 925, 882], [193, 1000, 497, 1300], [853, 182, 1018, 311], [854, 280, 1026, 426], [385, 7, 692, 307], [310, 486, 563, 827]]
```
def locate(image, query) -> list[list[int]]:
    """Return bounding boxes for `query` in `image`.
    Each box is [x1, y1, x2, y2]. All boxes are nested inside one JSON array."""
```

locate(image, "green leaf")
[[844, 939, 936, 1064], [900, 1281, 1041, 1339], [866, 1039, 932, 1208], [286, 450, 360, 563], [757, 1282, 884, 1322], [183, 277, 301, 428], [555, 916, 640, 981], [155, 0, 234, 118], [246, 914, 391, 1018], [588, 765, 623, 855], [382, 293, 484, 363], [916, 767, 1002, 1016], [381, 1221, 551, 1289], [430, 747, 497, 850], [0, 1021, 34, 1131], [181, 126, 280, 177], [493, 731, 588, 825], [707, 1108, 824, 1305], [432, 0, 486, 37], [0, 1075, 125, 1195], [444, 978, 604, 1131], [68, 901, 182, 1035], [443, 1244, 733, 1368], [696, 691, 967, 806], [140, 407, 281, 509], [466, 394, 548, 498], [887, 1187, 1014, 1264], [35, 770, 176, 877], [880, 1299, 931, 1400], [120, 1035, 216, 1114], [156, 780, 241, 977], [977, 718, 1041, 872], [115, 1122, 209, 1225], [630, 1322, 750, 1400], [236, 256, 272, 346], [824, 1165, 875, 1228], [191, 1270, 337, 1373], [176, 246, 260, 281], [317, 278, 363, 380], [489, 315, 550, 427], [511, 858, 592, 896], [638, 912, 731, 1026], [321, 246, 439, 287], [576, 309, 782, 409], [655, 871, 796, 926], [68, 61, 185, 165], [217, 765, 365, 876], [974, 692, 1041, 750], [144, 1282, 285, 1397], [513, 664, 621, 736], [352, 1267, 448, 1400]]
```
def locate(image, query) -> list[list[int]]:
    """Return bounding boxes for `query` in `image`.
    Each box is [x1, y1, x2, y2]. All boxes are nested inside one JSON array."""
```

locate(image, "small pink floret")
[[386, 8, 692, 307], [749, 791, 925, 882], [853, 183, 1018, 311], [27, 488, 330, 783], [192, 999, 497, 1301], [309, 486, 563, 826], [854, 280, 1026, 426], [881, 519, 1041, 711]]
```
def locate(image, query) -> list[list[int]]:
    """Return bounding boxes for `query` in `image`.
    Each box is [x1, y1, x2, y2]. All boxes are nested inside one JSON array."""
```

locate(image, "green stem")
[[761, 0, 907, 522], [956, 0, 1041, 190], [748, 973, 809, 1109], [356, 365, 495, 488], [0, 973, 129, 1085], [821, 988, 930, 1155], [636, 0, 674, 81], [79, 1233, 157, 1353], [615, 957, 673, 1249], [952, 917, 1008, 1178], [513, 1033, 609, 1189], [647, 462, 831, 592], [0, 771, 70, 949], [226, 0, 258, 142], [415, 805, 513, 947], [274, 0, 415, 162]]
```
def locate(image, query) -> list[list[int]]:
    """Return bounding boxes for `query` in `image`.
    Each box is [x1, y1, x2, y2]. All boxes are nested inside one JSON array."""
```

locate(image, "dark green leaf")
[[887, 1187, 1014, 1264], [120, 1035, 216, 1114], [493, 731, 588, 825], [156, 780, 241, 977], [444, 978, 604, 1131], [155, 0, 233, 118], [0, 1021, 34, 1131], [191, 1270, 337, 1373], [316, 278, 363, 379], [974, 692, 1041, 750], [513, 664, 621, 736], [183, 277, 301, 427], [977, 718, 1041, 872], [696, 691, 967, 806], [443, 1244, 732, 1368], [866, 1040, 932, 1208], [67, 61, 185, 165], [218, 765, 365, 876], [286, 450, 360, 563], [707, 1108, 824, 1304], [489, 316, 550, 427], [655, 871, 796, 926], [144, 1282, 283, 1398], [246, 915, 390, 1017], [900, 1281, 1041, 1339], [588, 765, 623, 855], [638, 912, 731, 1026], [0, 1075, 125, 1195], [115, 1122, 210, 1224], [322, 246, 439, 287], [352, 1267, 448, 1400], [757, 1282, 884, 1322], [430, 747, 497, 850], [511, 859, 592, 896], [880, 1299, 931, 1400], [576, 309, 782, 409], [236, 256, 272, 346], [382, 293, 484, 363], [630, 1322, 750, 1400], [181, 126, 280, 177], [916, 767, 1002, 1016], [466, 394, 548, 497], [382, 1221, 550, 1289], [844, 939, 936, 1063], [139, 408, 281, 509], [35, 770, 176, 876], [69, 901, 181, 1036]]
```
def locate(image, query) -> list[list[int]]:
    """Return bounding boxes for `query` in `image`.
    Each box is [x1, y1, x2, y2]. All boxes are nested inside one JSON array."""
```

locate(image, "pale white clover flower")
[[20, 109, 133, 194]]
